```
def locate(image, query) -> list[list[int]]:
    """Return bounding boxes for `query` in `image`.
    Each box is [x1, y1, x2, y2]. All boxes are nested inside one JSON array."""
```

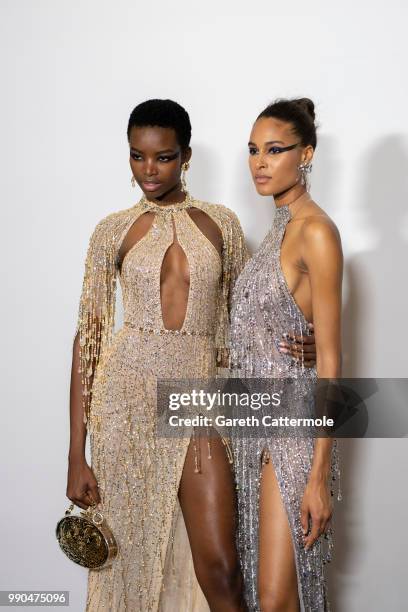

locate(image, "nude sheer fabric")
[[72, 197, 248, 611]]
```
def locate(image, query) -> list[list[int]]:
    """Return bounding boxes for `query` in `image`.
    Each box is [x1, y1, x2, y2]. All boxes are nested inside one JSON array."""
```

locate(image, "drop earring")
[[297, 161, 312, 188], [131, 175, 136, 188], [181, 162, 190, 193]]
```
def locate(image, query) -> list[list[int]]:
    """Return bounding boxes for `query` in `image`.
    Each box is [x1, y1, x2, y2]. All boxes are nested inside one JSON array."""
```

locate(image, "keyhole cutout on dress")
[[160, 215, 190, 331], [117, 207, 223, 331]]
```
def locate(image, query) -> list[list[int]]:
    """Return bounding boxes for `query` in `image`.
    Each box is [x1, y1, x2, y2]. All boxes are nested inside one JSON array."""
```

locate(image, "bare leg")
[[178, 430, 247, 612], [258, 457, 300, 612]]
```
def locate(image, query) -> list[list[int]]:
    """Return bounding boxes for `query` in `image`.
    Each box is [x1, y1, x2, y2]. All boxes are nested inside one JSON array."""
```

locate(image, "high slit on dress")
[[73, 196, 248, 611], [229, 204, 341, 612]]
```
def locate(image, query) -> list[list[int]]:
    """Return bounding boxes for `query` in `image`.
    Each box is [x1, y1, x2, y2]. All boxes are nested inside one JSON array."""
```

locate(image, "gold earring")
[[131, 175, 136, 188], [181, 162, 190, 193]]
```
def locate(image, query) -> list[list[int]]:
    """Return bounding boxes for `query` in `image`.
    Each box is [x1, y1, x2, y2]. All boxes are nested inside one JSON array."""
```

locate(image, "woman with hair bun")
[[230, 98, 343, 611]]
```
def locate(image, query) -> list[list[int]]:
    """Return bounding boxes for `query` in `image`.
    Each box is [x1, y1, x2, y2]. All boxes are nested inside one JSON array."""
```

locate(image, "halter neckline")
[[275, 204, 291, 220], [275, 192, 312, 220]]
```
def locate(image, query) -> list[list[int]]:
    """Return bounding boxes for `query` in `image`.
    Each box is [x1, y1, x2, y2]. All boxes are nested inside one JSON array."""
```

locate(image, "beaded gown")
[[73, 196, 247, 611], [229, 204, 341, 612]]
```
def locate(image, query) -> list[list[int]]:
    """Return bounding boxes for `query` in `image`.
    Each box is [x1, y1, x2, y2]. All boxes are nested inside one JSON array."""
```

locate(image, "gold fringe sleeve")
[[75, 217, 118, 428], [215, 208, 250, 370]]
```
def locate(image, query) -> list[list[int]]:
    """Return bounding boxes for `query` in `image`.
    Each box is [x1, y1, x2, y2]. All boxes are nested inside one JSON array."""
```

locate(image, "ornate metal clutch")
[[56, 503, 118, 569]]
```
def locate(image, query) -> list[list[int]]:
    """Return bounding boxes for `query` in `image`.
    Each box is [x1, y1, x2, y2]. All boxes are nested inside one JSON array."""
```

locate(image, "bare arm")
[[68, 333, 87, 461], [299, 217, 343, 549], [306, 219, 343, 379], [66, 332, 101, 510]]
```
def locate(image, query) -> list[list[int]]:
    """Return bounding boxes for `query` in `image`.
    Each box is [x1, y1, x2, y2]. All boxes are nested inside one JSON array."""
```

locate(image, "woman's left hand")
[[300, 476, 333, 550], [279, 323, 316, 368]]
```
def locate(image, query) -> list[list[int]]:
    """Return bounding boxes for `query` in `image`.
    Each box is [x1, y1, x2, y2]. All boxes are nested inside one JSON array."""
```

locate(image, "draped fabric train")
[[76, 198, 248, 611], [229, 205, 341, 612]]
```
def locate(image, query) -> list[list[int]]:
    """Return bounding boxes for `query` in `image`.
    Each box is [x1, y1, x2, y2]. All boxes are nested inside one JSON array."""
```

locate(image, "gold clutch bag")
[[56, 503, 118, 569]]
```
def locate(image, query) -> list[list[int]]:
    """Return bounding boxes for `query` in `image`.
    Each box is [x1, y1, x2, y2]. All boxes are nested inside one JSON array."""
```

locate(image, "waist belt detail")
[[123, 322, 215, 337]]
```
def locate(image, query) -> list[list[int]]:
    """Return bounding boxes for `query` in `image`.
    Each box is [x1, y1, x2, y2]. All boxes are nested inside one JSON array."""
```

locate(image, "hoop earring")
[[131, 175, 136, 188], [181, 162, 190, 193], [297, 162, 312, 188]]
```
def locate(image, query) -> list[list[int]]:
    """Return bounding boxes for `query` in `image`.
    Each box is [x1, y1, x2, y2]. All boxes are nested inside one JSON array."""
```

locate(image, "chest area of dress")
[[119, 211, 222, 290], [233, 229, 281, 308]]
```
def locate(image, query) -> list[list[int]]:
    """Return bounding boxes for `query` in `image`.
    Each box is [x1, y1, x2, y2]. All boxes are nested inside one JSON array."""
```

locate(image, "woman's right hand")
[[66, 456, 101, 510]]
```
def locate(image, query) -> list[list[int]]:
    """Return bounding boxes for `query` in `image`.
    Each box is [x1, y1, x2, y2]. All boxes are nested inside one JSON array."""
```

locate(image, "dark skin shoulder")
[[117, 211, 156, 271], [187, 208, 224, 258]]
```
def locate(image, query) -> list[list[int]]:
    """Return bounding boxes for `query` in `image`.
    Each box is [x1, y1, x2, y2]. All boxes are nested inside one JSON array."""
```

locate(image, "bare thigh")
[[178, 429, 245, 611], [258, 456, 300, 612]]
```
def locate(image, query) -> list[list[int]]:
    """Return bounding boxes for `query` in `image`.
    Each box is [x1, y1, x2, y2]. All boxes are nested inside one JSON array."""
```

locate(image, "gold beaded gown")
[[74, 195, 248, 611]]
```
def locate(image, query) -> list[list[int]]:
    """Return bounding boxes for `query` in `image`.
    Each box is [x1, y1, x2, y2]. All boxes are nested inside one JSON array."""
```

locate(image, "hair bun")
[[293, 98, 315, 122]]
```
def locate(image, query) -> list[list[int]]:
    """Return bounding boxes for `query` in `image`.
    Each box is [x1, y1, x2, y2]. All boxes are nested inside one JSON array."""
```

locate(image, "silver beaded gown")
[[229, 204, 341, 612]]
